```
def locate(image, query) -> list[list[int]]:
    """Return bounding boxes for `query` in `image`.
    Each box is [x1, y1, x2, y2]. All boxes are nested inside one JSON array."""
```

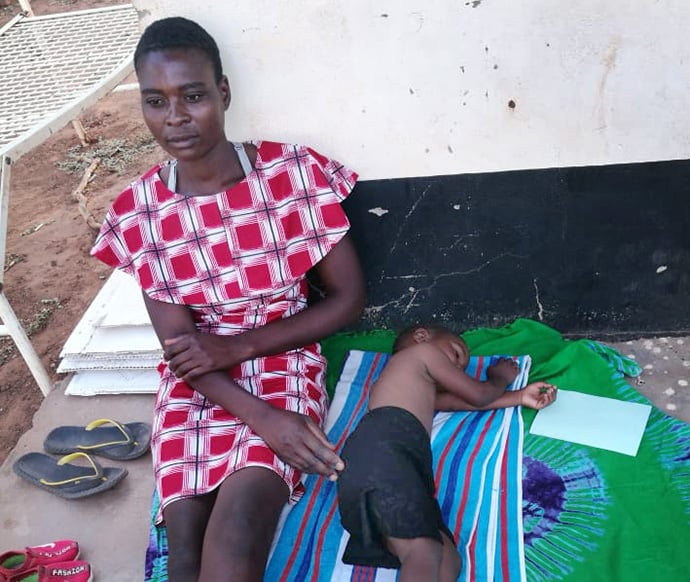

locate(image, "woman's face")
[[136, 48, 230, 162]]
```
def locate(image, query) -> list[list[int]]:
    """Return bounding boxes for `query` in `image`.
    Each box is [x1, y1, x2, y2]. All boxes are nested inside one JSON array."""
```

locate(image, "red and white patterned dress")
[[91, 141, 357, 522]]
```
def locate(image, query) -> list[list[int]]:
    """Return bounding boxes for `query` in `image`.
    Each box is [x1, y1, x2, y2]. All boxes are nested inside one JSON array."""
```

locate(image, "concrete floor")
[[616, 335, 690, 424], [0, 335, 688, 581], [0, 389, 155, 582]]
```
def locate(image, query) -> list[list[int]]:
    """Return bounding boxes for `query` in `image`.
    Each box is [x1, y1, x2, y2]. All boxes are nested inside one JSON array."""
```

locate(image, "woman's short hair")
[[134, 16, 223, 82]]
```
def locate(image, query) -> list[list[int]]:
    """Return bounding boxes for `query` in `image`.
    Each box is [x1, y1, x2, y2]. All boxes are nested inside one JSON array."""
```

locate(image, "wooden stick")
[[71, 119, 91, 147], [71, 158, 101, 231]]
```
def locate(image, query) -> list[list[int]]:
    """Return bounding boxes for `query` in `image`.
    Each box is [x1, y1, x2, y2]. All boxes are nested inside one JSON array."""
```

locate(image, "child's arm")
[[436, 381, 557, 411], [428, 353, 519, 408]]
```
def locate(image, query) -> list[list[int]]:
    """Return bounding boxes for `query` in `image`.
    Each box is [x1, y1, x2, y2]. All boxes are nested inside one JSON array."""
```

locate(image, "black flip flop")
[[13, 452, 128, 499], [43, 418, 151, 461]]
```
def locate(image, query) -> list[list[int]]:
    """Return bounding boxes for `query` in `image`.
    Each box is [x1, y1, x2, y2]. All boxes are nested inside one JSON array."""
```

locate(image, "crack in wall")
[[366, 252, 521, 322], [533, 277, 544, 321], [378, 183, 433, 283], [438, 231, 480, 253], [383, 251, 522, 282]]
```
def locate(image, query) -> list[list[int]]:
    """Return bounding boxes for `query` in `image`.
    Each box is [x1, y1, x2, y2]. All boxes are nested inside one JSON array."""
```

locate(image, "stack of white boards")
[[58, 269, 161, 395]]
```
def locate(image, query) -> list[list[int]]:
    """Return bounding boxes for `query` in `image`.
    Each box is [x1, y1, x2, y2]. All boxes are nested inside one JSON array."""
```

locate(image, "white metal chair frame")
[[0, 4, 139, 395]]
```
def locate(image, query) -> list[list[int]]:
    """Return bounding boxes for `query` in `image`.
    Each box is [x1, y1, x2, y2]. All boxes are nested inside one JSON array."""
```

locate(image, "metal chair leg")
[[0, 293, 53, 395]]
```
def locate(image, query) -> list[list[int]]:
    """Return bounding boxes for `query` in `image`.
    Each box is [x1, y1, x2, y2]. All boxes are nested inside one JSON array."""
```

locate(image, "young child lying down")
[[337, 323, 557, 582]]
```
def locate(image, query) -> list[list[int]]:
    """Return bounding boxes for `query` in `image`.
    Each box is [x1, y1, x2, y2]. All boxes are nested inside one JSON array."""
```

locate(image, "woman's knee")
[[195, 468, 288, 580], [208, 467, 289, 546]]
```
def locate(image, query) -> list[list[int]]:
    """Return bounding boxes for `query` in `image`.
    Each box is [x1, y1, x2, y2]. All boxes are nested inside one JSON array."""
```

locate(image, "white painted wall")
[[133, 0, 690, 180]]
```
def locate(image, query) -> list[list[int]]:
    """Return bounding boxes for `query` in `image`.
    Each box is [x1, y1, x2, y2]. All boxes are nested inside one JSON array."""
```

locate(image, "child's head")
[[134, 17, 224, 82], [393, 323, 469, 368]]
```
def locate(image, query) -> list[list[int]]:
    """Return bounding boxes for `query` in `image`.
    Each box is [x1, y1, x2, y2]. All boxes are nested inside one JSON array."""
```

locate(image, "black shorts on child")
[[337, 405, 454, 568]]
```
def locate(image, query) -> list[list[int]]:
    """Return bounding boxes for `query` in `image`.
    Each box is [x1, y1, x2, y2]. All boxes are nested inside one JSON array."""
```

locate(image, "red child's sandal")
[[0, 541, 79, 581]]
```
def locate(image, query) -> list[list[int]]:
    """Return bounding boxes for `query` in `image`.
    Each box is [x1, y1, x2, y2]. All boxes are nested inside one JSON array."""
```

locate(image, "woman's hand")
[[251, 407, 344, 481], [519, 381, 557, 409], [163, 332, 248, 381]]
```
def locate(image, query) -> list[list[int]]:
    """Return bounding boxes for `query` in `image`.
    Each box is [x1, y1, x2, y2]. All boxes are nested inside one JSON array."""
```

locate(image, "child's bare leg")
[[198, 466, 289, 582], [387, 536, 443, 582], [439, 530, 461, 582], [163, 492, 216, 582]]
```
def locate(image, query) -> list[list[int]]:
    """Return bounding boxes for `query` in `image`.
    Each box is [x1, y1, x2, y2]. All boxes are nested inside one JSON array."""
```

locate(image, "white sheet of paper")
[[529, 389, 651, 456]]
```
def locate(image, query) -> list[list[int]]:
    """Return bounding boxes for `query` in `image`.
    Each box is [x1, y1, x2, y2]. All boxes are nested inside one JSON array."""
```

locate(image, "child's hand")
[[487, 357, 519, 385], [519, 381, 557, 409]]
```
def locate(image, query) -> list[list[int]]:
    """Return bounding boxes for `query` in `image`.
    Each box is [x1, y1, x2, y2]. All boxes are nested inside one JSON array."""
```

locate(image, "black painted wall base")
[[342, 159, 690, 339]]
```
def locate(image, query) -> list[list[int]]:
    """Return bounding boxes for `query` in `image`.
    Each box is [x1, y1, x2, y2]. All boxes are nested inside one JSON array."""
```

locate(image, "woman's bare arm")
[[426, 349, 518, 408], [163, 234, 365, 380], [237, 233, 365, 356], [143, 294, 344, 478]]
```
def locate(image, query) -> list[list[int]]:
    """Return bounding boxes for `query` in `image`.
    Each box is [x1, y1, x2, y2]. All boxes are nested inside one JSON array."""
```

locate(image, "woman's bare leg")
[[198, 466, 289, 582], [163, 492, 216, 582]]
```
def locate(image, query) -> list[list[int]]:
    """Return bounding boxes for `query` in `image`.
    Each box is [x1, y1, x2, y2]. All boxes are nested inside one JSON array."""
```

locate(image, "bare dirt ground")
[[0, 0, 165, 464]]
